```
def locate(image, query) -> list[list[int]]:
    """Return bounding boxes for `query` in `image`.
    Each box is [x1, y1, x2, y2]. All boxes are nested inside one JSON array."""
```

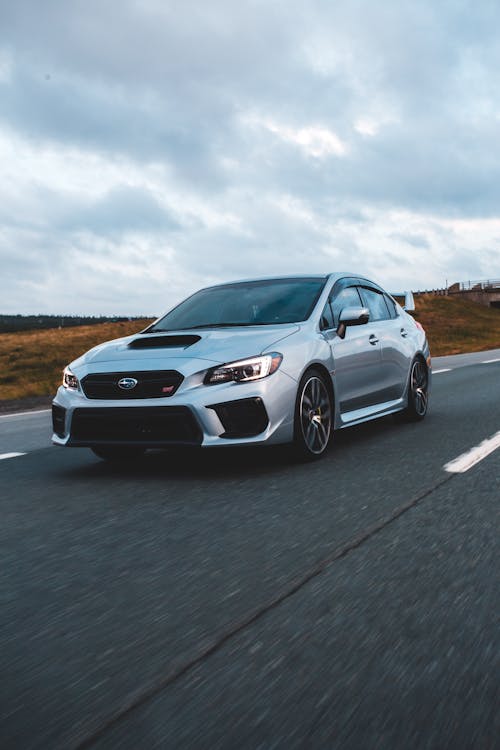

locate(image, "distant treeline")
[[0, 315, 147, 334]]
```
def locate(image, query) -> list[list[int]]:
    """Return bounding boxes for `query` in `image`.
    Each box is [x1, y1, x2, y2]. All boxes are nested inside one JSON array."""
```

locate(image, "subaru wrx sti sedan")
[[52, 273, 431, 461]]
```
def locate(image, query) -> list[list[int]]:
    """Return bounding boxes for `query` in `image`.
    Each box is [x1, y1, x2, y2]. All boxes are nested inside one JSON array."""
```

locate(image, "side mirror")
[[337, 306, 370, 339], [403, 291, 415, 313], [390, 290, 415, 312]]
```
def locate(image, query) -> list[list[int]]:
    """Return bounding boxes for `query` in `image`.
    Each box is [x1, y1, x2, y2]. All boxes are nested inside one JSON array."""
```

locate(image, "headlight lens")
[[205, 353, 283, 385], [63, 366, 80, 390]]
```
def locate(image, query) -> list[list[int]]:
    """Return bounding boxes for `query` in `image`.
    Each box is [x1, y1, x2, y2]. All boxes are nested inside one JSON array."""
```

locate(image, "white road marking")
[[482, 358, 500, 364], [0, 452, 27, 460], [0, 408, 51, 419], [433, 368, 452, 374], [444, 431, 500, 474]]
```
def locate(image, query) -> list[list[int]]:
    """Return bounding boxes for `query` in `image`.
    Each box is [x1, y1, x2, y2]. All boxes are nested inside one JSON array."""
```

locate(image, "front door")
[[327, 285, 385, 419]]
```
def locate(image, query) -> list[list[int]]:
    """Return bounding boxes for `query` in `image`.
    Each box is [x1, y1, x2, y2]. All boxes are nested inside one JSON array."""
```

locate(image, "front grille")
[[208, 397, 269, 438], [70, 407, 202, 446], [52, 404, 66, 438], [81, 370, 183, 400]]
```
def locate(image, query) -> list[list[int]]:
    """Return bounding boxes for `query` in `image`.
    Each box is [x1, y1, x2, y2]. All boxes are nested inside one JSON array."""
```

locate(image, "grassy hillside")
[[0, 319, 153, 401], [0, 314, 142, 334], [413, 294, 500, 356], [0, 296, 498, 403]]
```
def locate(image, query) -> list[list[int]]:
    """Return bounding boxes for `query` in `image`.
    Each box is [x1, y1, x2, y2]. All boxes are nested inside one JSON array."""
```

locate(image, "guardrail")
[[412, 279, 500, 296], [412, 288, 448, 295], [453, 279, 500, 291]]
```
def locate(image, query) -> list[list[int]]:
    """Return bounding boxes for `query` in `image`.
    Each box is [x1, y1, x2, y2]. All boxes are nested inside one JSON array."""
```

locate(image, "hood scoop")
[[128, 334, 201, 350]]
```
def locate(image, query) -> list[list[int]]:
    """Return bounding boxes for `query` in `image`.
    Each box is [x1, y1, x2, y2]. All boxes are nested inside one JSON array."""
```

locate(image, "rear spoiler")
[[391, 290, 415, 312]]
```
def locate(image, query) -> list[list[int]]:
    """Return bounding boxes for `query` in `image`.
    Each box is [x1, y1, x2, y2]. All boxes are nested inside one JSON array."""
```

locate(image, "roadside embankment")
[[0, 296, 498, 410]]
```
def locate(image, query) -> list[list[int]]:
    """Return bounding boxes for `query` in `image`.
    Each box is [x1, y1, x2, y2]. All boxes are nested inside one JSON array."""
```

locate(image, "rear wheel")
[[293, 369, 333, 460], [90, 446, 146, 462], [404, 358, 429, 421]]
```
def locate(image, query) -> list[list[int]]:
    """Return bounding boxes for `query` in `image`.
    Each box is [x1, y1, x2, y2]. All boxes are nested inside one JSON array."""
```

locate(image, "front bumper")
[[52, 369, 297, 449]]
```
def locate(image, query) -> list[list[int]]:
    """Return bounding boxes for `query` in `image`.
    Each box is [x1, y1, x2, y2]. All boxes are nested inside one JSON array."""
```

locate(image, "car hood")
[[70, 325, 301, 374]]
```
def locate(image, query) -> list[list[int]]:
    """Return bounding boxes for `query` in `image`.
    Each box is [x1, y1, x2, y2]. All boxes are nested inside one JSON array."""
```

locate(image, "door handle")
[[400, 328, 408, 338], [369, 334, 379, 345]]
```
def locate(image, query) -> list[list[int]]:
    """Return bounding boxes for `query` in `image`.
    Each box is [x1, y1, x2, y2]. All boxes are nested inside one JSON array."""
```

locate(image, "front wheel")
[[293, 369, 333, 460], [404, 359, 429, 421], [90, 446, 146, 462]]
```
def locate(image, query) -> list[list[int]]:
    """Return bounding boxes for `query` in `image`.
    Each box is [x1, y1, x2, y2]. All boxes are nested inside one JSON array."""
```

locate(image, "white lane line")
[[482, 358, 500, 364], [0, 408, 51, 419], [433, 368, 452, 374], [444, 431, 500, 474], [0, 452, 27, 460]]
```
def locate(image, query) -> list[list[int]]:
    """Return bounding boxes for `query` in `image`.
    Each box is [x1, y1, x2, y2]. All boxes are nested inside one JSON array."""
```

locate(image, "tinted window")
[[320, 301, 335, 330], [384, 294, 398, 319], [149, 278, 327, 331], [359, 287, 391, 321], [330, 286, 362, 325]]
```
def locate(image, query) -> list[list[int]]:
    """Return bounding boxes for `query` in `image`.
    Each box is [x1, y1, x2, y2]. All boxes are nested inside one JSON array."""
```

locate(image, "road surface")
[[0, 350, 499, 749]]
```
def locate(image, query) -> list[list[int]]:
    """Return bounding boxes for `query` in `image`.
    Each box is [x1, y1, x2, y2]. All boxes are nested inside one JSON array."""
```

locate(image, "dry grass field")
[[0, 296, 498, 403], [412, 294, 500, 356], [0, 319, 153, 401]]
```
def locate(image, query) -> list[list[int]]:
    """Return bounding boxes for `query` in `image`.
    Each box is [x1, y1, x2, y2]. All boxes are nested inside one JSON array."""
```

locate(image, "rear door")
[[358, 286, 412, 403]]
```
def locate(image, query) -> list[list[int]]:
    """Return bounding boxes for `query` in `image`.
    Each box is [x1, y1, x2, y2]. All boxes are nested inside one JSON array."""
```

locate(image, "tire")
[[90, 446, 146, 462], [403, 358, 429, 421], [293, 368, 333, 460]]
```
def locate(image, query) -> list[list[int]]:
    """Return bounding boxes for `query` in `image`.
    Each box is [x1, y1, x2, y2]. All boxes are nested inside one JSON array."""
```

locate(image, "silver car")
[[52, 273, 431, 461]]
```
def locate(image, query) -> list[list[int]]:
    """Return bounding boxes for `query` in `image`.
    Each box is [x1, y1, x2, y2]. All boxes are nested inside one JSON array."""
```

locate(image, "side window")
[[359, 287, 391, 321], [320, 301, 335, 330], [330, 286, 362, 326], [384, 294, 398, 319]]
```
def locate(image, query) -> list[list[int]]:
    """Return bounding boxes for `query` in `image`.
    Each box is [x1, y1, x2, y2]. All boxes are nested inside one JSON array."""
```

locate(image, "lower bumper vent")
[[208, 397, 269, 438], [70, 407, 202, 446], [52, 404, 66, 438]]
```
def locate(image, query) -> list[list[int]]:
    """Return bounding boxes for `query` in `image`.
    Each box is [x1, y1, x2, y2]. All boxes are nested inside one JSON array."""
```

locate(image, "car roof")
[[199, 272, 369, 287]]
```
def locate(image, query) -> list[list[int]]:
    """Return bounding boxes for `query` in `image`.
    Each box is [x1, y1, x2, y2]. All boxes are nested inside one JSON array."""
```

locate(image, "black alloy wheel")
[[405, 358, 429, 420], [294, 369, 333, 459]]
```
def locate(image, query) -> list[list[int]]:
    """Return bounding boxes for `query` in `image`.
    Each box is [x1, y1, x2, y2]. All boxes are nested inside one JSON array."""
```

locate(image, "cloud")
[[0, 0, 499, 313], [60, 186, 181, 235], [243, 114, 348, 158]]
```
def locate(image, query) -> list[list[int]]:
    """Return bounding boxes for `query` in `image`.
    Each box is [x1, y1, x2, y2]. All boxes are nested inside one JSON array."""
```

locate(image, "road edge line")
[[0, 409, 51, 419], [444, 430, 500, 473]]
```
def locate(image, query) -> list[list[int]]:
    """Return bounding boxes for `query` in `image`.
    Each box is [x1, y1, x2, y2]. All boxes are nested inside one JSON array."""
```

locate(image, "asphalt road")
[[0, 351, 499, 749]]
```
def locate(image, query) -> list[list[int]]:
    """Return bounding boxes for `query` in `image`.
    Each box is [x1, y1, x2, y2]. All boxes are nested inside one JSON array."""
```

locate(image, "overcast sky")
[[1, 0, 500, 315]]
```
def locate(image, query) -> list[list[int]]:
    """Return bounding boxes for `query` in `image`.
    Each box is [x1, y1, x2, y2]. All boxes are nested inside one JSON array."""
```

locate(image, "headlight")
[[205, 353, 283, 385], [63, 366, 80, 390]]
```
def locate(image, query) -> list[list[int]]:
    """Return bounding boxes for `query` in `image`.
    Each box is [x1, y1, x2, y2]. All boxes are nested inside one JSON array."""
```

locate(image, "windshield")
[[147, 277, 327, 332]]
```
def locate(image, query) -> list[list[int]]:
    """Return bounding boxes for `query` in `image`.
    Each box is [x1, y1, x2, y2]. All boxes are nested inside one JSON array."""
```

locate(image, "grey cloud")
[[60, 186, 181, 235], [389, 233, 430, 250], [3, 1, 500, 214], [0, 181, 181, 236], [0, 229, 162, 315], [1, 0, 500, 313], [1, 1, 302, 93], [0, 65, 228, 189]]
